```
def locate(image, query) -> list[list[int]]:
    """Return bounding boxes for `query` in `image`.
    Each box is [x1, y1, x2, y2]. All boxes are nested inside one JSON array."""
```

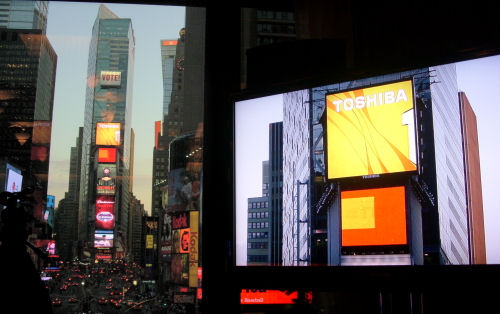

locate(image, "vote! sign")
[[100, 71, 121, 87]]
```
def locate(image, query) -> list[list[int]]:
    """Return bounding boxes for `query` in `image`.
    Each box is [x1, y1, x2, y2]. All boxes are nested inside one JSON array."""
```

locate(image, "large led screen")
[[326, 80, 417, 180], [235, 57, 497, 267], [341, 186, 407, 247], [95, 195, 115, 230], [94, 232, 114, 248], [96, 122, 120, 146], [5, 163, 22, 193], [96, 164, 116, 195], [98, 147, 117, 163]]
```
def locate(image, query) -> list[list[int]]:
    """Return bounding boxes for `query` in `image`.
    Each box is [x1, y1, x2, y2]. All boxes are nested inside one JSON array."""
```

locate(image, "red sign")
[[172, 212, 189, 229], [98, 148, 116, 163], [162, 40, 178, 46], [240, 290, 311, 305], [95, 196, 115, 230]]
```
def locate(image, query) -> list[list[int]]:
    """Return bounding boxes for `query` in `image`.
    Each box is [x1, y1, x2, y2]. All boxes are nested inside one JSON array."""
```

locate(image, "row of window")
[[248, 211, 268, 219], [248, 222, 269, 229], [257, 23, 295, 35], [256, 10, 294, 21], [248, 201, 268, 209], [248, 255, 268, 263], [247, 242, 268, 249], [248, 232, 268, 239]]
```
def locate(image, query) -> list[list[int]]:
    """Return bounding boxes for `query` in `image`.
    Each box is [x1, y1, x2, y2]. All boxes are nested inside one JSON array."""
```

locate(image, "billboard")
[[189, 211, 199, 287], [95, 195, 115, 230], [96, 122, 120, 146], [240, 290, 308, 305], [100, 71, 121, 87], [179, 228, 190, 253], [341, 186, 407, 247], [326, 80, 417, 180], [172, 212, 189, 229], [45, 195, 55, 228], [98, 147, 117, 163], [5, 163, 22, 193], [94, 231, 114, 248], [171, 254, 189, 285], [96, 164, 116, 195]]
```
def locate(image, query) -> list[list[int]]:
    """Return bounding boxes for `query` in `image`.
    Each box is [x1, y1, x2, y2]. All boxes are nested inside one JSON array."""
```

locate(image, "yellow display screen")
[[326, 80, 417, 179]]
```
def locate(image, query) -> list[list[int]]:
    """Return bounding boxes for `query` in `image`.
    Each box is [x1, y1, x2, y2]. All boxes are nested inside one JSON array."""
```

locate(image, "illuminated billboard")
[[100, 71, 121, 87], [5, 163, 22, 193], [240, 290, 312, 305], [341, 186, 407, 247], [98, 147, 117, 163], [179, 228, 190, 253], [96, 164, 116, 195], [94, 232, 114, 248], [96, 122, 120, 146], [326, 80, 417, 180], [95, 196, 115, 230]]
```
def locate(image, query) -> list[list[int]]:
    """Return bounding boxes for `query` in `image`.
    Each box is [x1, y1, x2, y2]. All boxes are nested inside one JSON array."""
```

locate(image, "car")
[[68, 297, 78, 303], [98, 297, 108, 305], [52, 298, 62, 306]]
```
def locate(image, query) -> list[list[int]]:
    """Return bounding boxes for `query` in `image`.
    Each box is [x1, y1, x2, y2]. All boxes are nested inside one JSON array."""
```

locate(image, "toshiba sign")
[[100, 71, 121, 87], [325, 80, 417, 180]]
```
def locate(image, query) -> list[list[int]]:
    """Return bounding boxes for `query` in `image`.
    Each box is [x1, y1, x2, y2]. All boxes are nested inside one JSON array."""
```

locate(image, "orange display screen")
[[98, 148, 116, 163], [341, 186, 407, 247], [96, 123, 120, 146]]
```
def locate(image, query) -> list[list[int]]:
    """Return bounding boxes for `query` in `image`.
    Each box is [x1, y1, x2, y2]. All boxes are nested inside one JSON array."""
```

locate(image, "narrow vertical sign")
[[189, 211, 199, 287]]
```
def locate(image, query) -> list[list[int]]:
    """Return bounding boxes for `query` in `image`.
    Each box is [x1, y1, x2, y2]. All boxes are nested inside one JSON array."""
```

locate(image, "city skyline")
[[46, 2, 186, 214]]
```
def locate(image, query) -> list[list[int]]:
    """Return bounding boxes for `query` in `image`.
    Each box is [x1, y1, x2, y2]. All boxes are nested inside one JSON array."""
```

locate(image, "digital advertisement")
[[326, 80, 417, 180], [341, 186, 407, 247], [95, 195, 115, 230], [5, 163, 23, 193], [96, 164, 116, 195], [98, 147, 117, 163], [94, 232, 114, 248], [95, 122, 121, 146]]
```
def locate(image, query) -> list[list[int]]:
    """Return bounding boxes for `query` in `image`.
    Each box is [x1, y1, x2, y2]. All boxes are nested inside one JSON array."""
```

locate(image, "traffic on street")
[[42, 258, 187, 313]]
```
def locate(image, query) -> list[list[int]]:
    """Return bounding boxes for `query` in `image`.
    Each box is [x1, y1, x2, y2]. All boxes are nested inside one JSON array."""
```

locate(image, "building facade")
[[247, 161, 270, 265], [459, 91, 486, 264], [78, 4, 135, 260], [0, 28, 57, 247], [0, 0, 48, 33]]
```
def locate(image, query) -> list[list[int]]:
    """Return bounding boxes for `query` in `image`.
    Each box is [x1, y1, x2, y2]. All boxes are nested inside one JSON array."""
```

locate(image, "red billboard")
[[95, 196, 115, 230], [240, 290, 312, 305], [98, 147, 117, 163], [341, 186, 407, 247]]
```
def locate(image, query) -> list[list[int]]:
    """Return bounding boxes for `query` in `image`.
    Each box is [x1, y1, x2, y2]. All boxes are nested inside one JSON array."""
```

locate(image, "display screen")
[[98, 147, 117, 163], [96, 122, 120, 146], [5, 163, 22, 193], [235, 56, 497, 267], [96, 164, 116, 195], [326, 80, 417, 180], [94, 232, 114, 248], [95, 195, 115, 230], [341, 186, 407, 247]]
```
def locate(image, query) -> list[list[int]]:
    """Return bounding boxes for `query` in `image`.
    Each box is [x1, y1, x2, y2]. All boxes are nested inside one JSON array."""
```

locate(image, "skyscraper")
[[459, 91, 486, 264], [0, 0, 48, 33], [78, 4, 135, 260], [0, 28, 57, 239]]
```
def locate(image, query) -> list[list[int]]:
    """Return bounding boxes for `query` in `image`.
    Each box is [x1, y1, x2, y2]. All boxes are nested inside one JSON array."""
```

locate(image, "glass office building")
[[78, 4, 135, 259], [0, 0, 48, 33]]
